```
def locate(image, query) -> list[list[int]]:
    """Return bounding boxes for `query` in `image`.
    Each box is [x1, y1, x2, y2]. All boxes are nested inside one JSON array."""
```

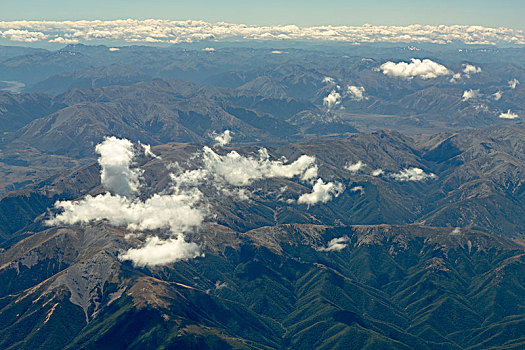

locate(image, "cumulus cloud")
[[462, 64, 481, 77], [345, 160, 365, 173], [47, 136, 345, 264], [323, 90, 341, 109], [202, 147, 317, 186], [0, 21, 524, 45], [462, 89, 482, 101], [371, 169, 384, 177], [119, 236, 202, 267], [449, 72, 462, 83], [391, 167, 437, 181], [350, 186, 364, 194], [318, 236, 350, 252], [379, 59, 452, 79], [213, 130, 232, 147], [0, 29, 48, 42], [109, 47, 120, 51], [47, 137, 206, 267], [499, 110, 519, 119], [347, 85, 366, 101], [451, 227, 461, 235], [47, 191, 205, 233], [202, 47, 215, 52], [493, 91, 503, 100], [96, 136, 141, 197], [297, 178, 344, 205], [508, 78, 519, 89], [322, 77, 335, 84]]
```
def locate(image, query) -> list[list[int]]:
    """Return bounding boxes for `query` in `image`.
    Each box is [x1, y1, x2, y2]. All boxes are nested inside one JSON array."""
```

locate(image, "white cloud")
[[322, 77, 335, 84], [202, 147, 317, 186], [371, 169, 384, 177], [451, 227, 461, 235], [462, 89, 482, 101], [449, 72, 462, 83], [379, 59, 452, 79], [47, 137, 206, 267], [462, 64, 481, 77], [119, 236, 202, 267], [350, 186, 364, 194], [391, 167, 437, 181], [141, 143, 160, 159], [47, 136, 346, 265], [0, 29, 48, 42], [508, 78, 520, 89], [213, 130, 232, 147], [499, 110, 519, 119], [202, 47, 215, 52], [297, 178, 345, 205], [318, 236, 350, 252], [493, 91, 503, 100], [323, 90, 341, 109], [347, 85, 366, 101], [109, 47, 120, 51], [48, 36, 79, 44], [95, 136, 141, 197], [0, 21, 524, 45], [48, 191, 205, 233], [345, 160, 365, 173]]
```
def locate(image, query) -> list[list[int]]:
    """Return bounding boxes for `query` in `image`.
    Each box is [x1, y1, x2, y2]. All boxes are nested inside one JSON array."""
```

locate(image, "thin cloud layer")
[[1, 21, 524, 45], [379, 59, 452, 79]]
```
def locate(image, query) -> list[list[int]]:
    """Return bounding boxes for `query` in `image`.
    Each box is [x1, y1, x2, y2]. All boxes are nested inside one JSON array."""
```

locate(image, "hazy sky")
[[2, 0, 524, 30]]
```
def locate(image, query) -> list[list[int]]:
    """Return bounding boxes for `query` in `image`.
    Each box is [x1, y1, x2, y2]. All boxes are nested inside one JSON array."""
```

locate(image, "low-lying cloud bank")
[[1, 21, 524, 45]]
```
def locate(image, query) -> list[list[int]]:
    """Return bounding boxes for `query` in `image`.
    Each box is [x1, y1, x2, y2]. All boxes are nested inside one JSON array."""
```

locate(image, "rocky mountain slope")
[[0, 223, 523, 349]]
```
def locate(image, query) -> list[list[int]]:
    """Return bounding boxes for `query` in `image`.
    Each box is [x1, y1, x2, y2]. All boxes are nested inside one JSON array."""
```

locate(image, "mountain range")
[[0, 43, 524, 349]]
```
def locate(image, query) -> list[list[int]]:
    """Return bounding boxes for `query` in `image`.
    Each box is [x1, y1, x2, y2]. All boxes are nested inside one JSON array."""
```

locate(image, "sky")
[[2, 0, 524, 30]]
